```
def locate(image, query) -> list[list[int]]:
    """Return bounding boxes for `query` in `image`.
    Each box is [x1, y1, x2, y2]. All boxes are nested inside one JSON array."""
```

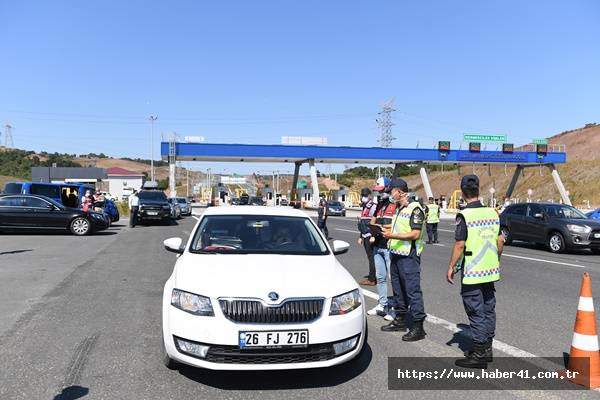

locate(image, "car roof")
[[507, 202, 573, 207], [202, 206, 309, 218]]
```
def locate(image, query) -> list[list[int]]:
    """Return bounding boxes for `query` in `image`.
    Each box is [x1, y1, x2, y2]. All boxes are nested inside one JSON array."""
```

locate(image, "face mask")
[[361, 196, 369, 203]]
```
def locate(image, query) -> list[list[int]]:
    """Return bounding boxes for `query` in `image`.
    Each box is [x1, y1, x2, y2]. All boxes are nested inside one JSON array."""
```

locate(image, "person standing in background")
[[425, 197, 440, 244], [129, 190, 139, 228], [357, 188, 377, 286], [317, 193, 329, 238]]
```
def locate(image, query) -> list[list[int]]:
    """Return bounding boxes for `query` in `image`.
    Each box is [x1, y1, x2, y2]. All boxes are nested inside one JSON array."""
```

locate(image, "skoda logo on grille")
[[268, 292, 279, 302]]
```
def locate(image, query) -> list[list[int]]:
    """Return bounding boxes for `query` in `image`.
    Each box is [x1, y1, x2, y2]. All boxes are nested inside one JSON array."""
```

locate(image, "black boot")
[[455, 342, 488, 369], [381, 314, 408, 332], [402, 319, 426, 341], [484, 338, 493, 362]]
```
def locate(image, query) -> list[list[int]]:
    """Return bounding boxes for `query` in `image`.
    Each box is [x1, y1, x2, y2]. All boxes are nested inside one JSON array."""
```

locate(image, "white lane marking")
[[360, 288, 537, 358], [438, 228, 455, 233], [502, 253, 585, 268], [335, 228, 358, 233], [192, 216, 200, 221]]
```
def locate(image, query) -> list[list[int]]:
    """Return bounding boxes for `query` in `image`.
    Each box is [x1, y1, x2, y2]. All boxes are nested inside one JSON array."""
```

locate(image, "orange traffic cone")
[[561, 272, 600, 388]]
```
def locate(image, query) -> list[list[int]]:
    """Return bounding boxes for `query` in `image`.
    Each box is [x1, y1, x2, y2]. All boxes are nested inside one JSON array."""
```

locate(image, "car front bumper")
[[139, 209, 171, 220], [164, 300, 366, 370]]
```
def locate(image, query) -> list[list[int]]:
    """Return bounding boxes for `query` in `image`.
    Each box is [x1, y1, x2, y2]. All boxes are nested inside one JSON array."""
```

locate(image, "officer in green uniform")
[[425, 197, 440, 244], [446, 175, 504, 369], [381, 178, 427, 341]]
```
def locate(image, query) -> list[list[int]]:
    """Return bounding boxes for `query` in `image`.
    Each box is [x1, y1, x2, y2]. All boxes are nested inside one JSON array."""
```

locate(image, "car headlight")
[[329, 289, 361, 315], [171, 289, 214, 316], [567, 224, 591, 234]]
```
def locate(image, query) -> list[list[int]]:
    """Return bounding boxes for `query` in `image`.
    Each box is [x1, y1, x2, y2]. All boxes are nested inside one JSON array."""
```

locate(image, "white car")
[[161, 206, 366, 371]]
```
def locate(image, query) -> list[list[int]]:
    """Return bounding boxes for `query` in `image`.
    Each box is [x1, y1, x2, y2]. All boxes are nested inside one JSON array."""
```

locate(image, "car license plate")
[[239, 330, 308, 349], [594, 233, 600, 239], [147, 211, 158, 216]]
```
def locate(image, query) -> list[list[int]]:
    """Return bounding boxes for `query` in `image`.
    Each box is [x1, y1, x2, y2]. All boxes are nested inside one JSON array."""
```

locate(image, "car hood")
[[560, 218, 600, 227], [173, 254, 357, 301]]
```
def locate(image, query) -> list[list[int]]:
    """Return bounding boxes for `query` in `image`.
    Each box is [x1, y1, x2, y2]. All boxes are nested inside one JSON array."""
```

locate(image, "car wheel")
[[162, 334, 179, 370], [500, 226, 512, 245], [70, 217, 91, 236], [548, 232, 566, 253]]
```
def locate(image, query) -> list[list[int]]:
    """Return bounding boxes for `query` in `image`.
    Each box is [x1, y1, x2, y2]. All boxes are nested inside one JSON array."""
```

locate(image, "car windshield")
[[138, 191, 167, 201], [176, 198, 187, 204], [544, 205, 587, 219], [190, 215, 329, 255], [328, 201, 342, 206]]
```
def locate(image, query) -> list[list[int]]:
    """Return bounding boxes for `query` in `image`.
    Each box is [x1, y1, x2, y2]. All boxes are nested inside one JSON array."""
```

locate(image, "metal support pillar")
[[505, 165, 523, 200], [290, 161, 302, 206], [419, 167, 434, 199], [168, 135, 176, 198], [548, 164, 572, 206], [309, 159, 319, 207]]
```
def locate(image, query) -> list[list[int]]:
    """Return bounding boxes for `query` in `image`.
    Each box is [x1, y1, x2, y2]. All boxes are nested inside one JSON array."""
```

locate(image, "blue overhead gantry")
[[161, 142, 570, 205]]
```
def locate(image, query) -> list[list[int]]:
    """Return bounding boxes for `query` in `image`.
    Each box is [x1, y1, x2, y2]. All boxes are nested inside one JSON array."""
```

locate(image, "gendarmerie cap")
[[387, 178, 409, 193], [460, 174, 479, 189]]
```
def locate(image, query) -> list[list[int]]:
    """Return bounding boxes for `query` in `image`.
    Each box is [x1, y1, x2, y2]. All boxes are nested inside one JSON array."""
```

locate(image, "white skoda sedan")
[[162, 206, 366, 370]]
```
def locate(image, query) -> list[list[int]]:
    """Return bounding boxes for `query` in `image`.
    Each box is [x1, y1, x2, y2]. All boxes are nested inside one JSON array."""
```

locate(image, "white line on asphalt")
[[438, 228, 455, 233], [502, 253, 585, 268], [335, 228, 358, 233], [192, 216, 200, 221], [360, 288, 537, 358]]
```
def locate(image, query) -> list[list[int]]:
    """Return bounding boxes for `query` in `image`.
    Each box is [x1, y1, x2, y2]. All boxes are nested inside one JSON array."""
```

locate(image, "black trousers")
[[363, 238, 376, 281], [426, 223, 438, 242], [130, 206, 138, 227], [318, 217, 328, 238]]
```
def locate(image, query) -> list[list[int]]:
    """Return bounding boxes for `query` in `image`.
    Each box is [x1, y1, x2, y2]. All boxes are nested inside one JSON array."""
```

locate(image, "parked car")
[[586, 208, 600, 220], [161, 206, 364, 371], [279, 198, 289, 207], [231, 198, 241, 205], [239, 194, 250, 205], [248, 196, 265, 206], [137, 190, 171, 225], [500, 202, 600, 254], [175, 197, 192, 216], [167, 198, 182, 220], [0, 194, 108, 235], [327, 200, 346, 217], [4, 182, 114, 224]]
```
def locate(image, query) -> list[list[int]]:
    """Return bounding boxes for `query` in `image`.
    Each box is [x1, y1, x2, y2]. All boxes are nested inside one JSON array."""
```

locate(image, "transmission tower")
[[4, 123, 14, 148], [376, 99, 395, 148]]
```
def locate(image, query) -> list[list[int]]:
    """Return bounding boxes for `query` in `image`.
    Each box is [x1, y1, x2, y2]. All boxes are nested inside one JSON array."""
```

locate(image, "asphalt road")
[[1, 211, 600, 399]]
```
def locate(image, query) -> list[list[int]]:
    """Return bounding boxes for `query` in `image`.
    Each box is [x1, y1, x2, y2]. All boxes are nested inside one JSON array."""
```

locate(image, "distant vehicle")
[[137, 190, 171, 225], [248, 196, 265, 206], [586, 208, 600, 220], [500, 202, 600, 254], [231, 198, 241, 205], [167, 198, 182, 219], [175, 197, 192, 216], [161, 206, 364, 371], [327, 200, 346, 217], [239, 193, 250, 205], [279, 198, 289, 207], [0, 194, 108, 235]]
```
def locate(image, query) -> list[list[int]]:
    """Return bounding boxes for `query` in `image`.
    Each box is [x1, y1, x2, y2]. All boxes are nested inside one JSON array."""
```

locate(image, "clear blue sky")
[[1, 0, 598, 174]]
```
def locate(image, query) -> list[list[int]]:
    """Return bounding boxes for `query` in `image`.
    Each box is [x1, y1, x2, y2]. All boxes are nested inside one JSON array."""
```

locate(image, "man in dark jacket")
[[358, 188, 377, 286]]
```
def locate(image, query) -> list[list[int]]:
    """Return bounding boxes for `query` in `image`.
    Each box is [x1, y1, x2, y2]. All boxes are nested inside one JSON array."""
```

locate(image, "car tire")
[[500, 226, 512, 245], [162, 334, 179, 370], [548, 232, 566, 253], [70, 217, 91, 236]]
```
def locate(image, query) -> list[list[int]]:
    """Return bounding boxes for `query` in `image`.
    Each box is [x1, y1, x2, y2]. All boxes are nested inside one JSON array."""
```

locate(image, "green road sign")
[[463, 134, 507, 142], [532, 138, 548, 145]]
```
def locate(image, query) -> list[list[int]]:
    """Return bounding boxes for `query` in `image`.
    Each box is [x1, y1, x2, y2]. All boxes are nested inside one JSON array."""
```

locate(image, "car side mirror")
[[164, 237, 184, 254], [332, 240, 350, 255]]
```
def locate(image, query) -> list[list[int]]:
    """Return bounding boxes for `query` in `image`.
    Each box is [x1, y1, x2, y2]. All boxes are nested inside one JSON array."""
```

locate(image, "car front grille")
[[141, 205, 163, 211], [219, 298, 324, 324], [204, 342, 337, 364]]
